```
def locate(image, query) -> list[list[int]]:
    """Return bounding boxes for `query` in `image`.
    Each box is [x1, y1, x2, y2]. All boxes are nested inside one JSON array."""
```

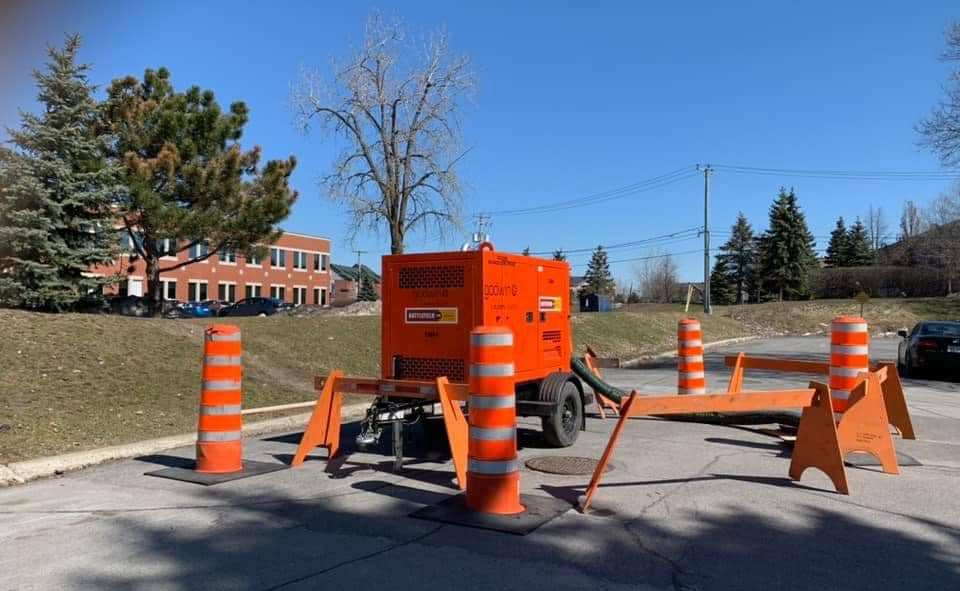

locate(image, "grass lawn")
[[1, 296, 957, 463]]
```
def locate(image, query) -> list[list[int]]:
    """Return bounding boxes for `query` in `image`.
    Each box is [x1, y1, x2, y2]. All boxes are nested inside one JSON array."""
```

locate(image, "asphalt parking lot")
[[1, 337, 958, 590]]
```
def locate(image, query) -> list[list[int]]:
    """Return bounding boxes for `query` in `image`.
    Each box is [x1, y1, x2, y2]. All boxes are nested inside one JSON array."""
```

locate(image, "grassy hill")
[[1, 297, 957, 462]]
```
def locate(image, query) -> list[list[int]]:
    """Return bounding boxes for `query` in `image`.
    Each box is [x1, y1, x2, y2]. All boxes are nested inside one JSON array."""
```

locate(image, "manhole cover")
[[525, 456, 612, 475]]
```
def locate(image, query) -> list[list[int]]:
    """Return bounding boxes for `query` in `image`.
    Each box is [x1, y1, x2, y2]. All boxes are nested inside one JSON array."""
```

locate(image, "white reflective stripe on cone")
[[679, 388, 706, 395], [206, 332, 242, 342], [469, 394, 515, 409], [199, 404, 242, 415], [829, 366, 868, 378], [831, 322, 868, 333], [679, 355, 704, 364], [831, 345, 869, 355], [197, 430, 242, 441], [202, 380, 242, 391], [832, 389, 850, 399], [678, 340, 703, 348], [679, 371, 705, 379], [469, 426, 515, 440], [468, 458, 520, 475], [204, 355, 242, 366], [470, 363, 515, 377], [677, 324, 701, 332], [471, 332, 514, 347]]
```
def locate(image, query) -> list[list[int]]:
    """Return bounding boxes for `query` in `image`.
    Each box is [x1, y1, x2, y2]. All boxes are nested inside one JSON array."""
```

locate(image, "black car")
[[897, 320, 960, 377], [217, 297, 285, 317]]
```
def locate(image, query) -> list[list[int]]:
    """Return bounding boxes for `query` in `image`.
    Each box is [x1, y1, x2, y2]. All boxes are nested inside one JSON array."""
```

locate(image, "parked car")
[[177, 300, 219, 318], [108, 295, 148, 317], [897, 320, 960, 378], [217, 297, 287, 317]]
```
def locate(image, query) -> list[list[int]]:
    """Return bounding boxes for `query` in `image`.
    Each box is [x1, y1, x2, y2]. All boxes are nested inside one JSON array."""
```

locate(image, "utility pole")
[[698, 164, 713, 314], [354, 249, 367, 301]]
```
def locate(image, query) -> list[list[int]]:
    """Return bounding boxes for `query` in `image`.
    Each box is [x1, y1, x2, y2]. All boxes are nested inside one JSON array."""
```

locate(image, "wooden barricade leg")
[[436, 377, 468, 491], [727, 352, 745, 393], [291, 370, 343, 467], [837, 372, 900, 475], [579, 391, 638, 513], [584, 347, 619, 418], [876, 362, 916, 440], [789, 382, 849, 494]]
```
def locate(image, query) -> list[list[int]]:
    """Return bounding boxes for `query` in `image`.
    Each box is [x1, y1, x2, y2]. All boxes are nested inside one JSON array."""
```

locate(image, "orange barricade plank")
[[837, 372, 900, 475], [723, 355, 829, 375], [875, 362, 916, 440], [292, 369, 344, 467], [436, 377, 469, 491], [788, 382, 849, 494], [583, 349, 620, 418], [625, 390, 815, 416]]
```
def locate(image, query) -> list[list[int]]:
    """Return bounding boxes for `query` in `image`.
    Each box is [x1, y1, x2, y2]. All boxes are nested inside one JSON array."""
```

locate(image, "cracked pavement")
[[1, 336, 958, 590]]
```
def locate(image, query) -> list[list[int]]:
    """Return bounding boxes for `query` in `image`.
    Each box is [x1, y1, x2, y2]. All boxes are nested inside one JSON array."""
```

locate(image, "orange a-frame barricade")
[[583, 346, 621, 419], [724, 353, 916, 440], [290, 371, 471, 491], [580, 370, 904, 513]]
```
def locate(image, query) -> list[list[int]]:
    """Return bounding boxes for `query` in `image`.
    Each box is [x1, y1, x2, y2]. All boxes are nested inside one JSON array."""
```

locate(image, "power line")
[[530, 226, 701, 257], [571, 248, 702, 269], [712, 164, 960, 181], [476, 166, 698, 217]]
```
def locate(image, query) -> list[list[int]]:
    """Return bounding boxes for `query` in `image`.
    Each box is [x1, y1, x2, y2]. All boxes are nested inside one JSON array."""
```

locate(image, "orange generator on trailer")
[[361, 244, 591, 448]]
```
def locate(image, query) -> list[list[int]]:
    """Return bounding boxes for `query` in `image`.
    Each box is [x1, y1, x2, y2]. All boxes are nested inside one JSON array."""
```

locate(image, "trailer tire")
[[541, 381, 582, 447]]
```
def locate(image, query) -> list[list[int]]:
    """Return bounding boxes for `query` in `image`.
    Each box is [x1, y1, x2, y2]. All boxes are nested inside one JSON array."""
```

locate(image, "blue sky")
[[1, 1, 958, 283]]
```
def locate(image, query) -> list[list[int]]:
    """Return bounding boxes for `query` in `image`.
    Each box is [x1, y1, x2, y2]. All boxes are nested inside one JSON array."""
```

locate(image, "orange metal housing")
[[381, 249, 571, 387]]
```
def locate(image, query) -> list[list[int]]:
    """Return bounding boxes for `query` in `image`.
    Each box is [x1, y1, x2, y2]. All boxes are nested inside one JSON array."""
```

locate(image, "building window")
[[188, 281, 208, 302], [220, 248, 236, 264], [313, 253, 329, 272], [293, 251, 307, 270], [245, 284, 262, 298], [247, 251, 262, 266], [162, 280, 177, 300], [158, 238, 177, 257], [270, 247, 286, 268], [119, 229, 142, 253], [189, 241, 209, 260], [313, 287, 327, 306], [293, 286, 307, 305], [270, 285, 286, 301], [218, 282, 237, 302]]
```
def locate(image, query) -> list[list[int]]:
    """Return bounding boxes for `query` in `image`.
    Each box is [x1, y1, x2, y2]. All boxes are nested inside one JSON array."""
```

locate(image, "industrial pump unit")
[[357, 245, 592, 450]]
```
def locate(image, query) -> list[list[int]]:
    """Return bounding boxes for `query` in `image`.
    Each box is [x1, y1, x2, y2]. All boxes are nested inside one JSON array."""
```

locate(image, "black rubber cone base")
[[410, 493, 571, 535], [145, 459, 287, 485]]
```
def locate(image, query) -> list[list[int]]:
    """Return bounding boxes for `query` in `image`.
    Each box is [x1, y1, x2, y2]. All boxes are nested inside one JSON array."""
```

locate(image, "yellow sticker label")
[[405, 307, 459, 324], [539, 296, 562, 312]]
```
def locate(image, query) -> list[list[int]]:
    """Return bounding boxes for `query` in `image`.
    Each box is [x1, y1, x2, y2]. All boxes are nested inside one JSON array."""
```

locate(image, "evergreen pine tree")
[[581, 246, 615, 295], [0, 35, 116, 309], [824, 217, 849, 267], [357, 271, 379, 301], [552, 249, 566, 261], [844, 218, 876, 266], [716, 212, 757, 304], [758, 188, 817, 300], [709, 257, 735, 305]]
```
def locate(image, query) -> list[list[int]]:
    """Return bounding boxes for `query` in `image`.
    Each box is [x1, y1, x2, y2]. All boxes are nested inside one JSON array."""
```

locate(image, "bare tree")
[[925, 185, 960, 293], [918, 22, 960, 167], [899, 200, 924, 240], [293, 14, 474, 254], [865, 205, 889, 251], [634, 252, 678, 303]]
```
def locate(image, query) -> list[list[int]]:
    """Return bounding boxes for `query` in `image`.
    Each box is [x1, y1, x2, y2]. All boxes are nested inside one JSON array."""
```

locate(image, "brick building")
[[92, 231, 332, 306], [330, 263, 381, 306]]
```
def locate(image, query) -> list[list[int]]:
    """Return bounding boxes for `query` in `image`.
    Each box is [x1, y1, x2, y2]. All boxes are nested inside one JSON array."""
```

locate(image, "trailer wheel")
[[542, 381, 582, 447]]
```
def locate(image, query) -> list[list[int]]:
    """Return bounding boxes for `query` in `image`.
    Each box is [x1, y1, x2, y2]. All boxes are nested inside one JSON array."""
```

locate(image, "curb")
[[619, 336, 761, 368], [0, 403, 369, 487]]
